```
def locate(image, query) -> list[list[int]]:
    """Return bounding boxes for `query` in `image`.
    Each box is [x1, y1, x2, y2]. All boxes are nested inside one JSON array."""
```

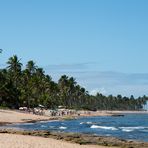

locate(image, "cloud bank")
[[43, 63, 148, 97]]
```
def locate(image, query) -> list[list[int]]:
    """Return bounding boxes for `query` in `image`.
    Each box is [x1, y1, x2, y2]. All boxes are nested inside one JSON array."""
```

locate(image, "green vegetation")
[[0, 55, 148, 110]]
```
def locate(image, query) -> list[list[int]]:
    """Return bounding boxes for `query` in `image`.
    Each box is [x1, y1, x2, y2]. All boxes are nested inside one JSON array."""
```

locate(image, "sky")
[[0, 0, 148, 97]]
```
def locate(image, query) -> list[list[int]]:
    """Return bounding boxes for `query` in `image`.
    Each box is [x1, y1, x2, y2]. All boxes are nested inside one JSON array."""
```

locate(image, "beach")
[[0, 109, 148, 148], [0, 109, 114, 124], [0, 109, 51, 124], [0, 109, 118, 148], [0, 133, 112, 148], [0, 109, 147, 125]]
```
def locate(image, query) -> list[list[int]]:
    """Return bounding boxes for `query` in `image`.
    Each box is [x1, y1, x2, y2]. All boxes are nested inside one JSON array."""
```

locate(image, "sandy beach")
[[0, 109, 51, 124], [0, 109, 148, 148], [0, 109, 114, 124], [0, 109, 116, 148], [0, 109, 147, 125], [0, 133, 116, 148]]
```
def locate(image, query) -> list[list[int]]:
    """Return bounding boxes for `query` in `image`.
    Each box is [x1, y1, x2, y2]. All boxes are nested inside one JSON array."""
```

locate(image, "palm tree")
[[26, 60, 37, 75], [58, 75, 72, 107], [7, 55, 22, 88], [6, 55, 22, 108], [0, 68, 21, 108], [67, 77, 76, 107], [7, 55, 22, 73]]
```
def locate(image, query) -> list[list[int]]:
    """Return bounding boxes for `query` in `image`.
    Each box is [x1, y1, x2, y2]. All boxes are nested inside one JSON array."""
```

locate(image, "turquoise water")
[[9, 113, 148, 142]]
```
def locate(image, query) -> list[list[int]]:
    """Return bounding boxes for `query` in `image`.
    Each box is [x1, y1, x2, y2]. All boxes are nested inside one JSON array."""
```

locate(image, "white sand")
[[0, 109, 129, 148], [0, 109, 114, 124], [0, 109, 50, 123], [0, 134, 113, 148]]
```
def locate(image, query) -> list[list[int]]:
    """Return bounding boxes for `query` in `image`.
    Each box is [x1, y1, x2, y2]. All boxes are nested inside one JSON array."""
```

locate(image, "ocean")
[[9, 113, 148, 142]]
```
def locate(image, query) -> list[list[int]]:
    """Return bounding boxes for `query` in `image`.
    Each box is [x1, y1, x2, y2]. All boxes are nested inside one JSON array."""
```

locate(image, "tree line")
[[0, 55, 148, 110]]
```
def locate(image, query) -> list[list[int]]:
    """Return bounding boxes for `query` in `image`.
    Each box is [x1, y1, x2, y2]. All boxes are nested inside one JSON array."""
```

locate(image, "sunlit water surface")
[[8, 113, 148, 142]]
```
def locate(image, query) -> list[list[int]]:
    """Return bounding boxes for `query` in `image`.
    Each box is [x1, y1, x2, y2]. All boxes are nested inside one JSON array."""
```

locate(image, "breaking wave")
[[40, 125, 47, 128], [90, 125, 118, 131], [59, 126, 67, 129], [120, 126, 148, 132]]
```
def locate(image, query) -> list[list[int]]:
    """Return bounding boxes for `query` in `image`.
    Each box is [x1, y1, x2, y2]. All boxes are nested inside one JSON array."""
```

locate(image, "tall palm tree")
[[26, 60, 37, 75], [6, 55, 22, 108], [7, 55, 22, 73], [7, 55, 22, 87], [67, 77, 76, 107], [58, 75, 70, 107], [20, 61, 37, 107]]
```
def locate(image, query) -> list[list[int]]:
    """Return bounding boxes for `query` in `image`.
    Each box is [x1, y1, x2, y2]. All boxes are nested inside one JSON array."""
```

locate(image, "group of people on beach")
[[19, 106, 78, 117]]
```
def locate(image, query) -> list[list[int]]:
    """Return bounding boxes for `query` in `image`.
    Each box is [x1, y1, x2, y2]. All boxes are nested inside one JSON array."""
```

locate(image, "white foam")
[[121, 129, 133, 132], [80, 122, 93, 125], [49, 126, 55, 128], [86, 122, 92, 124], [40, 125, 47, 128], [140, 130, 148, 132], [106, 134, 111, 136], [120, 126, 148, 132], [90, 125, 118, 130], [59, 126, 67, 129], [120, 126, 147, 131], [80, 122, 84, 125]]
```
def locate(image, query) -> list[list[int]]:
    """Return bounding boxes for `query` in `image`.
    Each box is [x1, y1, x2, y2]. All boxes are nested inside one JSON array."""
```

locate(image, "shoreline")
[[0, 109, 148, 148], [1, 109, 148, 125], [0, 132, 116, 148], [0, 128, 148, 148]]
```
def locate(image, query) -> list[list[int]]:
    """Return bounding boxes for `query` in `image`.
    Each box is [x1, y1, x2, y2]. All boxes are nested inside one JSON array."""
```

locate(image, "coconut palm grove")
[[0, 54, 148, 110]]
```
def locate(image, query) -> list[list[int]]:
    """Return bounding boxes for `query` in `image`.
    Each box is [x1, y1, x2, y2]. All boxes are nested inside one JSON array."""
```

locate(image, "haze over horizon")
[[0, 0, 148, 97]]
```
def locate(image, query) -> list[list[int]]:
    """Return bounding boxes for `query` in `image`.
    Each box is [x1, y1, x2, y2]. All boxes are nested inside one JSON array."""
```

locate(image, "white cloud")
[[90, 87, 107, 96], [44, 63, 148, 97], [43, 62, 94, 71]]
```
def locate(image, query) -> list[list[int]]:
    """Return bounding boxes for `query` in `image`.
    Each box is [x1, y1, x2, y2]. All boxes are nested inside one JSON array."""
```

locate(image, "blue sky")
[[0, 0, 148, 97]]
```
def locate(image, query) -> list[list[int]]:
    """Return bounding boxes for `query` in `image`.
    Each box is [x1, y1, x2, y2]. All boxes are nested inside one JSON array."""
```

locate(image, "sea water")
[[8, 113, 148, 142]]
